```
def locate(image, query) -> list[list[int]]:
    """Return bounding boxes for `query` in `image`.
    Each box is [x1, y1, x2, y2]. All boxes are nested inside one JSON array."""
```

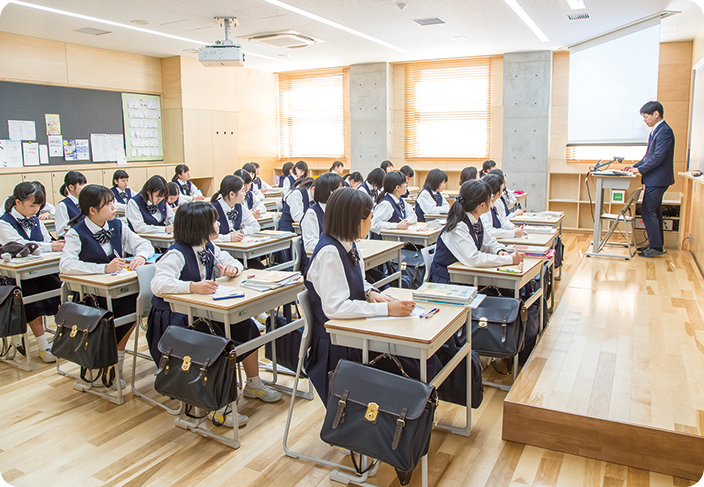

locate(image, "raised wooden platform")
[[503, 248, 704, 480]]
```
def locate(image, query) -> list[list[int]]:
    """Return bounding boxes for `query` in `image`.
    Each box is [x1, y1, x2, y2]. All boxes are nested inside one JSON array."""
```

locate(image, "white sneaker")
[[38, 348, 57, 363], [208, 407, 249, 428], [244, 382, 283, 402]]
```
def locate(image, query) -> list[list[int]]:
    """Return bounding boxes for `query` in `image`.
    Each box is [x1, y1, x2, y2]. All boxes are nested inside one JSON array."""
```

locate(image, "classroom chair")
[[130, 263, 182, 414], [420, 244, 436, 283], [598, 186, 643, 257]]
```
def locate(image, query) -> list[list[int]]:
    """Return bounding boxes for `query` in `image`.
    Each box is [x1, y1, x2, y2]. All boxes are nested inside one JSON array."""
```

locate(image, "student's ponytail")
[[446, 180, 491, 233], [60, 171, 87, 197], [212, 175, 244, 203], [479, 160, 496, 177], [6, 182, 47, 214], [59, 183, 68, 197], [172, 164, 189, 182], [211, 191, 222, 203], [4, 196, 17, 214], [375, 171, 406, 205]]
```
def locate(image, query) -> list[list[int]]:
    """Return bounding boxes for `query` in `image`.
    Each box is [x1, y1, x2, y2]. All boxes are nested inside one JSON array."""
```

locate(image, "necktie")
[[119, 191, 128, 200], [18, 217, 36, 230], [93, 228, 112, 244], [146, 203, 158, 215], [198, 249, 210, 266], [227, 207, 238, 222], [473, 221, 483, 239], [348, 246, 360, 267], [396, 201, 405, 218]]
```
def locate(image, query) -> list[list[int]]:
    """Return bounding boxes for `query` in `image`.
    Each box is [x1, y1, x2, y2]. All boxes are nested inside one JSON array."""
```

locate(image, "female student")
[[250, 162, 271, 192], [429, 180, 523, 283], [343, 171, 363, 189], [380, 160, 395, 173], [60, 185, 154, 387], [480, 175, 526, 239], [305, 188, 440, 400], [399, 165, 414, 198], [370, 171, 417, 239], [172, 164, 204, 202], [242, 163, 265, 202], [278, 177, 314, 233], [55, 171, 87, 237], [301, 172, 343, 254], [330, 160, 344, 177], [479, 159, 497, 178], [460, 166, 478, 186], [233, 169, 266, 217], [110, 169, 133, 212], [0, 182, 64, 363], [0, 181, 55, 220], [489, 168, 522, 217], [148, 201, 282, 427], [415, 168, 450, 222], [211, 175, 260, 242], [280, 162, 295, 191], [166, 182, 181, 209], [126, 175, 174, 234], [357, 167, 384, 199]]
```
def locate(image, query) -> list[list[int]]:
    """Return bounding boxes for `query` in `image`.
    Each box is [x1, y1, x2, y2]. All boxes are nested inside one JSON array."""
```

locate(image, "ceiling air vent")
[[412, 17, 446, 26], [567, 13, 590, 20], [242, 30, 321, 48], [74, 27, 112, 36]]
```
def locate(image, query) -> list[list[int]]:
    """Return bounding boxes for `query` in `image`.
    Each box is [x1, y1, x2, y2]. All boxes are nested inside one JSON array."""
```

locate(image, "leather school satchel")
[[52, 298, 118, 386], [0, 284, 26, 339], [320, 356, 437, 486], [472, 294, 527, 358], [154, 320, 238, 412]]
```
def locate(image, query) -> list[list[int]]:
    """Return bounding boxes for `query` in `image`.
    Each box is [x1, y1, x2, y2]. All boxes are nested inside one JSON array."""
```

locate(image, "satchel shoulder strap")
[[367, 353, 410, 379]]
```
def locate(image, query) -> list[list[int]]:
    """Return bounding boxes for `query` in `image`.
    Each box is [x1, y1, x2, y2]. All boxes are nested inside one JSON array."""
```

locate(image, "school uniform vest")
[[280, 174, 295, 188], [214, 201, 243, 234], [0, 213, 43, 242], [73, 219, 123, 263], [111, 187, 133, 205], [278, 188, 310, 232], [344, 180, 350, 188], [245, 188, 255, 210], [179, 180, 194, 196], [151, 242, 215, 312], [370, 194, 406, 240], [129, 193, 168, 231], [490, 207, 502, 228], [300, 203, 325, 269], [60, 197, 81, 220], [415, 188, 443, 222], [358, 181, 375, 199], [253, 177, 263, 190], [430, 215, 482, 282], [500, 195, 510, 215], [402, 189, 409, 199]]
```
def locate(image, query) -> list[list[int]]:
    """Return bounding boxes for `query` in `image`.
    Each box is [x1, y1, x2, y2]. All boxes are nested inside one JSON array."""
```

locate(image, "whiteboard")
[[689, 62, 704, 171]]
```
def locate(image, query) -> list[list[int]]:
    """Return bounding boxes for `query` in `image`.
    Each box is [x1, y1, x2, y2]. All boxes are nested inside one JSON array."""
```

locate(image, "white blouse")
[[440, 212, 512, 268], [416, 189, 450, 215], [126, 198, 175, 234], [214, 198, 260, 243], [370, 195, 417, 235], [55, 194, 80, 238], [480, 201, 516, 239], [285, 188, 312, 223], [301, 203, 324, 253], [0, 208, 53, 253], [176, 179, 202, 203]]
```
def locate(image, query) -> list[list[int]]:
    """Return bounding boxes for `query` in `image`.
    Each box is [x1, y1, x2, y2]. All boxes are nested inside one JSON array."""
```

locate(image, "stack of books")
[[242, 271, 302, 291], [523, 225, 556, 234], [412, 282, 477, 306], [514, 245, 556, 258], [253, 230, 296, 239]]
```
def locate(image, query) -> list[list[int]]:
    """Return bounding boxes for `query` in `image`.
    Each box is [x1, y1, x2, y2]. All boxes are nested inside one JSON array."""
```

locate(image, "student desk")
[[514, 192, 529, 208], [262, 188, 283, 197], [292, 221, 301, 235], [444, 189, 459, 202], [325, 288, 472, 487], [218, 234, 296, 271], [447, 257, 545, 391], [0, 252, 62, 371], [497, 230, 557, 248], [422, 212, 448, 222], [42, 218, 55, 235], [58, 270, 140, 405], [161, 269, 305, 448], [510, 212, 564, 279], [380, 222, 442, 247], [406, 186, 420, 196], [255, 212, 277, 230], [138, 232, 175, 249], [262, 198, 280, 212]]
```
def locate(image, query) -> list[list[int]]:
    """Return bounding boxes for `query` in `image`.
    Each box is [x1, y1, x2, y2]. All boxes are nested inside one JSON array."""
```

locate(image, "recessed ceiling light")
[[74, 27, 111, 36], [567, 13, 590, 20], [451, 36, 467, 41], [566, 0, 586, 10], [412, 17, 446, 26], [131, 19, 150, 26], [504, 0, 549, 42]]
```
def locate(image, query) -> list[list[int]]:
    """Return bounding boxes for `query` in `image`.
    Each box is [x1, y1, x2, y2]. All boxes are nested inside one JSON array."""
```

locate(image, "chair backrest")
[[296, 290, 313, 355], [623, 187, 644, 216], [291, 236, 302, 272], [135, 263, 156, 320], [420, 244, 436, 282]]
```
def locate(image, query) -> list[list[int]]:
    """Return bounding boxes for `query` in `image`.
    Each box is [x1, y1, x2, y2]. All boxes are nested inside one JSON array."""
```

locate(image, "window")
[[405, 58, 491, 159], [278, 68, 347, 159], [567, 146, 646, 164]]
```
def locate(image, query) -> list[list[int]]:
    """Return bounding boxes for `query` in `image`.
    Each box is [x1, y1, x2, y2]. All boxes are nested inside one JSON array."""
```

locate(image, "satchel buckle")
[[478, 317, 488, 329], [70, 325, 78, 338], [365, 402, 379, 423], [181, 356, 192, 372]]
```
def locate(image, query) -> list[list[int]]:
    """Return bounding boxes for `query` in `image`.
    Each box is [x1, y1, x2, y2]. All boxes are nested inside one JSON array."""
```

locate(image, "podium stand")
[[585, 172, 637, 259]]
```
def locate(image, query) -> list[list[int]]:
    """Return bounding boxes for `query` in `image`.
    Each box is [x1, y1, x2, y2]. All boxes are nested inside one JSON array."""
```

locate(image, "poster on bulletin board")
[[121, 93, 164, 162]]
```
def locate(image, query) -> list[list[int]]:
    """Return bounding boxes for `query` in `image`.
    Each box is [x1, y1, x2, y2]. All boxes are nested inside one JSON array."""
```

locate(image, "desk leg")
[[556, 221, 563, 280], [397, 248, 403, 287]]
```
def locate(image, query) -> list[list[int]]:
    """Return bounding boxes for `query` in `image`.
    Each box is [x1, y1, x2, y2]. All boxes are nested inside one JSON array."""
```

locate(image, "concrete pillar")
[[502, 51, 552, 211], [349, 62, 393, 176]]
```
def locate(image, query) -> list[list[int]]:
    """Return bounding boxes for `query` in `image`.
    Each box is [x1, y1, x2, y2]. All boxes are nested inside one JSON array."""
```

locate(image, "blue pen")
[[419, 307, 439, 318], [213, 293, 245, 301]]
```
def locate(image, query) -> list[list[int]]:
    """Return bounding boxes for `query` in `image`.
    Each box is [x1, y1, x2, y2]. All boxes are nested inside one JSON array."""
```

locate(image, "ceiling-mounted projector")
[[199, 17, 244, 67]]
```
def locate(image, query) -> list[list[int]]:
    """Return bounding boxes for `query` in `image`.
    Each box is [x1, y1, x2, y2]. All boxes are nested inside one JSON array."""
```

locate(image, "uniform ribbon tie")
[[118, 191, 128, 200], [197, 249, 211, 266], [146, 203, 159, 215], [18, 217, 36, 230], [226, 207, 239, 222], [348, 247, 360, 267], [93, 228, 112, 244]]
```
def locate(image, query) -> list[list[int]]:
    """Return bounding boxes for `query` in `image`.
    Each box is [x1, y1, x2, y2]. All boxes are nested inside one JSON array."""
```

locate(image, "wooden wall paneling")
[[0, 174, 25, 206], [162, 107, 185, 165], [212, 110, 239, 184], [105, 166, 148, 192], [160, 57, 183, 110], [179, 56, 237, 112], [0, 33, 68, 85], [181, 109, 214, 177], [23, 172, 55, 207], [145, 164, 170, 181]]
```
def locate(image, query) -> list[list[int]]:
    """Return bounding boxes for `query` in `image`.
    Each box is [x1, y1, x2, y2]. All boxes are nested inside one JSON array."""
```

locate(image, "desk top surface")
[[256, 212, 276, 222], [0, 251, 62, 270], [380, 222, 442, 238], [60, 269, 138, 286], [448, 257, 544, 277], [218, 233, 295, 250], [161, 269, 303, 310], [325, 288, 469, 345], [498, 232, 556, 246], [307, 238, 403, 257], [510, 212, 564, 224], [138, 232, 174, 240]]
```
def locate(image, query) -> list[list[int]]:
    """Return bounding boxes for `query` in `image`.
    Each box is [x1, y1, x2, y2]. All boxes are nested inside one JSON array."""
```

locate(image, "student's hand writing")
[[51, 240, 65, 252], [38, 213, 50, 220], [217, 263, 240, 277], [388, 300, 416, 317], [513, 227, 525, 238], [368, 291, 391, 303], [104, 258, 126, 274], [511, 252, 525, 265], [165, 224, 174, 233], [128, 256, 146, 270], [230, 231, 245, 242], [397, 220, 409, 230], [513, 209, 524, 216], [251, 209, 262, 219], [190, 280, 219, 295]]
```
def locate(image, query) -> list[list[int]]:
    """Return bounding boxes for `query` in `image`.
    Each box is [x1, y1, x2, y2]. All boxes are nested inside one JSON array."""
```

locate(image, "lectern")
[[585, 172, 637, 259]]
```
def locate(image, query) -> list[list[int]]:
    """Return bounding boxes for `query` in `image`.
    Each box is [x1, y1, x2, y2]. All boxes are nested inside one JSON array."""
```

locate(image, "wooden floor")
[[0, 232, 700, 487]]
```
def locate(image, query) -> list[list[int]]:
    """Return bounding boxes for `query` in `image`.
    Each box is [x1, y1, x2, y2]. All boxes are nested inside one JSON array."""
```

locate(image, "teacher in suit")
[[625, 101, 675, 258]]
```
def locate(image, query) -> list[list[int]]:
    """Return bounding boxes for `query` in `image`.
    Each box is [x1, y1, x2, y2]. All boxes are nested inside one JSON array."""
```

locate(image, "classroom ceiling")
[[0, 0, 702, 72]]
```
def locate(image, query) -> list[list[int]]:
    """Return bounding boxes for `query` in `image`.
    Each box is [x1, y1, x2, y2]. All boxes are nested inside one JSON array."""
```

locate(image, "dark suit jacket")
[[633, 121, 675, 187]]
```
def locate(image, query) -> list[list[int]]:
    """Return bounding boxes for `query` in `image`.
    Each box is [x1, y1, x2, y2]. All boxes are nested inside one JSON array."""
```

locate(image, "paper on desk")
[[367, 308, 424, 321], [212, 285, 240, 297], [242, 236, 272, 243], [469, 294, 486, 309], [111, 268, 134, 276]]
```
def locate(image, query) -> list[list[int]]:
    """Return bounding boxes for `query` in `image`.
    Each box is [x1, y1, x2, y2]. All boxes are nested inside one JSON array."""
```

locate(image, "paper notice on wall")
[[109, 134, 124, 161], [39, 144, 49, 164], [8, 120, 36, 141], [63, 139, 78, 161], [116, 148, 127, 165], [0, 140, 23, 168], [90, 134, 111, 162], [22, 141, 40, 166], [48, 135, 63, 157], [45, 114, 61, 135], [75, 139, 90, 160]]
